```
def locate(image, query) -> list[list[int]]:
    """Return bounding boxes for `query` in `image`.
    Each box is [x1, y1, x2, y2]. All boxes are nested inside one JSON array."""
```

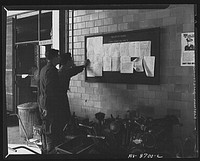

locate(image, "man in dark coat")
[[39, 49, 65, 154], [58, 53, 89, 124], [185, 37, 194, 51]]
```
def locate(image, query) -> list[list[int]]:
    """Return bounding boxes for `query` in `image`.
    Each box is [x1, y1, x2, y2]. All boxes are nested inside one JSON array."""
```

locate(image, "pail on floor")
[[17, 102, 40, 139]]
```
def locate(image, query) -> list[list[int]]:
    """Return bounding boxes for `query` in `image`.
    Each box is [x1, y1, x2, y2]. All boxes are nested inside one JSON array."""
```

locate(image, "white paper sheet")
[[120, 63, 133, 73], [110, 43, 120, 57], [86, 36, 103, 77], [87, 57, 103, 77], [87, 37, 94, 52], [87, 50, 94, 59], [129, 42, 140, 57], [135, 42, 140, 57], [120, 56, 131, 63], [93, 56, 103, 76], [93, 36, 103, 56], [86, 50, 95, 77], [133, 57, 144, 72], [120, 42, 129, 57], [103, 43, 112, 57], [111, 57, 120, 71], [103, 56, 112, 71], [140, 41, 151, 57], [181, 32, 195, 66], [143, 56, 155, 77], [87, 62, 95, 77], [120, 56, 133, 73]]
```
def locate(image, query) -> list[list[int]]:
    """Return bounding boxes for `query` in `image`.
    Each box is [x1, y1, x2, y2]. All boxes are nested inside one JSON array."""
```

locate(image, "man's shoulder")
[[59, 66, 71, 73], [41, 64, 56, 74]]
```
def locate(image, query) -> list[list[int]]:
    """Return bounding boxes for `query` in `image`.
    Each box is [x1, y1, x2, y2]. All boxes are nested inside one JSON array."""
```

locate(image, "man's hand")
[[42, 109, 47, 117], [84, 59, 90, 67]]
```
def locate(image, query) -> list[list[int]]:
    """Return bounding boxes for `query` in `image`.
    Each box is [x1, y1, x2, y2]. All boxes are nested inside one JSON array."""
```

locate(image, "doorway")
[[7, 10, 63, 113], [15, 43, 38, 106]]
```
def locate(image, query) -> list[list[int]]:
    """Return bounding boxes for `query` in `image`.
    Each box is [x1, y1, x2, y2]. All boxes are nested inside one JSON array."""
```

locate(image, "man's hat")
[[186, 37, 193, 42], [60, 52, 72, 65]]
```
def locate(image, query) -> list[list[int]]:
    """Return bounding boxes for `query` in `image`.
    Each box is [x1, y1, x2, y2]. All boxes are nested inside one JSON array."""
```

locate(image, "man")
[[58, 53, 90, 124], [185, 37, 194, 51], [38, 49, 64, 154]]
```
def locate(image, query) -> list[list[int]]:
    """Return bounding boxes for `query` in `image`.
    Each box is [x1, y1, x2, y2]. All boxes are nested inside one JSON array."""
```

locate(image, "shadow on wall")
[[135, 105, 155, 118], [105, 84, 155, 117], [70, 82, 182, 124], [101, 83, 182, 121]]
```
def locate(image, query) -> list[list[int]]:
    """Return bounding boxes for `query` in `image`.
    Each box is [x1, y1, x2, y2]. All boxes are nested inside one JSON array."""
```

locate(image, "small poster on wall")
[[181, 32, 195, 66]]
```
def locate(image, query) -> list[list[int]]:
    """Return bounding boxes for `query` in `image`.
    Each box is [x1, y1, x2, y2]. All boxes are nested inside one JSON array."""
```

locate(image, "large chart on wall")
[[85, 27, 160, 84]]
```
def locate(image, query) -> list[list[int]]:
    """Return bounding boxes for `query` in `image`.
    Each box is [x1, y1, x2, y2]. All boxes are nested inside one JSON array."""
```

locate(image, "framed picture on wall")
[[181, 32, 195, 66]]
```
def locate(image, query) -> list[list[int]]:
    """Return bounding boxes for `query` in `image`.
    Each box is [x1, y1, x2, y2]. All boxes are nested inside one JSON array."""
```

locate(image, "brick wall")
[[66, 5, 195, 138], [6, 18, 13, 112]]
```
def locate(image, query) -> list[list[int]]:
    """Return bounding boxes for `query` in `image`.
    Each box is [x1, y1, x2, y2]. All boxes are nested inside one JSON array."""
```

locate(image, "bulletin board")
[[85, 27, 160, 85]]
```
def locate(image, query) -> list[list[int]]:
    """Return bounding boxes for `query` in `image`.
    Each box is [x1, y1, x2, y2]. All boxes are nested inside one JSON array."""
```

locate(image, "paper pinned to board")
[[120, 56, 131, 63], [129, 42, 140, 57], [120, 42, 129, 57], [87, 56, 103, 77], [140, 41, 151, 57], [86, 60, 95, 77], [103, 43, 112, 57], [120, 62, 133, 73], [86, 51, 95, 77], [103, 56, 112, 71], [93, 56, 103, 76], [87, 37, 94, 52], [87, 36, 103, 55], [93, 36, 103, 56], [110, 43, 120, 57], [143, 56, 155, 77], [86, 50, 94, 77], [87, 65, 95, 77], [120, 56, 133, 73], [86, 36, 103, 77], [133, 57, 144, 72], [111, 57, 120, 71]]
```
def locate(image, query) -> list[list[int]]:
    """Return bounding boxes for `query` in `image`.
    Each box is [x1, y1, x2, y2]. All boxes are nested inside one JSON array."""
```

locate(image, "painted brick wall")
[[66, 5, 195, 138], [6, 18, 13, 112]]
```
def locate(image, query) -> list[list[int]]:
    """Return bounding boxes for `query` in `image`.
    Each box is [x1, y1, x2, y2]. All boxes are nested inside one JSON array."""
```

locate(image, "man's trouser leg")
[[41, 120, 55, 154], [41, 132, 55, 154]]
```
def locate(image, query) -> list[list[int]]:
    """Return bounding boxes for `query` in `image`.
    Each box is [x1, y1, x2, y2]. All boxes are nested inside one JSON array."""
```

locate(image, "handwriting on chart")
[[128, 153, 164, 158]]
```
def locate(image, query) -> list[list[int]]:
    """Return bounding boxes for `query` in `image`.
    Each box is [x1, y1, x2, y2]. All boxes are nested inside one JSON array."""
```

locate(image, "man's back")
[[39, 62, 61, 116]]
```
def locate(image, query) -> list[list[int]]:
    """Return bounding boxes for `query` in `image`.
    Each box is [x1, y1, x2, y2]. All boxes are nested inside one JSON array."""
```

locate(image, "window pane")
[[16, 15, 38, 42], [40, 12, 52, 40]]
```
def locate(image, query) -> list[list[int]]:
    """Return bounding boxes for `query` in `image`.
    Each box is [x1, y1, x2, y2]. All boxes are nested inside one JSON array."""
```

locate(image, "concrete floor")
[[6, 114, 41, 155], [7, 114, 27, 144], [7, 126, 27, 144]]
